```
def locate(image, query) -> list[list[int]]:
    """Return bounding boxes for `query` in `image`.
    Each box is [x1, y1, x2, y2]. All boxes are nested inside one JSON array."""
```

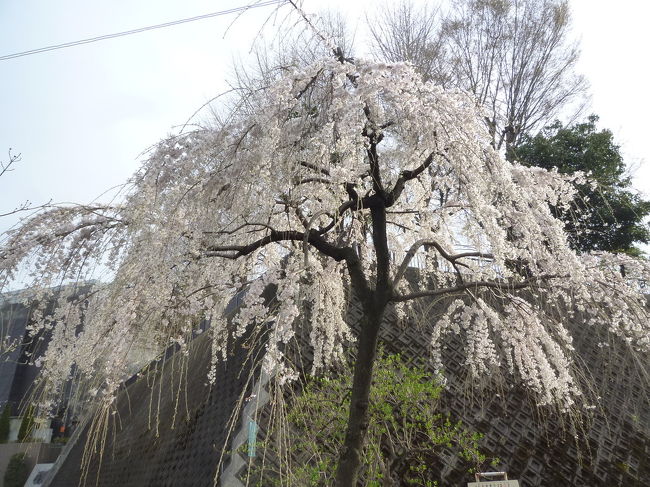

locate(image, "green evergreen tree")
[[3, 453, 29, 487], [0, 404, 11, 443], [515, 115, 650, 254]]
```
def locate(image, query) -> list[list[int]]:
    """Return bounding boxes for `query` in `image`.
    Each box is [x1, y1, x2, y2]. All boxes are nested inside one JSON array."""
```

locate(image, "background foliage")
[[515, 116, 650, 254]]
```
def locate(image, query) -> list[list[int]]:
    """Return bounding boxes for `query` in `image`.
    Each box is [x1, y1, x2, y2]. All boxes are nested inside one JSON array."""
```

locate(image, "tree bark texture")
[[335, 203, 391, 486], [334, 304, 386, 487]]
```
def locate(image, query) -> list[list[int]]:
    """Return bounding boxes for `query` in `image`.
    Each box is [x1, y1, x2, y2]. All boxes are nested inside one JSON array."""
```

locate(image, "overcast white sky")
[[0, 0, 648, 236]]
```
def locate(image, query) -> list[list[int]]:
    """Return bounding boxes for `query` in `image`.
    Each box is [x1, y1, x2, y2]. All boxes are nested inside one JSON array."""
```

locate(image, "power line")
[[0, 0, 287, 62]]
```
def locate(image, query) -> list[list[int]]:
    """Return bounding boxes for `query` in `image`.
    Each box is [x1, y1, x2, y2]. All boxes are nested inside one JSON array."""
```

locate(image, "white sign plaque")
[[467, 481, 520, 487]]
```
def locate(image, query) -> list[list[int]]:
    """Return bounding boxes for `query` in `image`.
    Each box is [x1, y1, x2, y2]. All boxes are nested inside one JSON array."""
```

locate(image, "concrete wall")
[[7, 419, 20, 443], [47, 327, 265, 487], [41, 290, 650, 486], [8, 418, 52, 444]]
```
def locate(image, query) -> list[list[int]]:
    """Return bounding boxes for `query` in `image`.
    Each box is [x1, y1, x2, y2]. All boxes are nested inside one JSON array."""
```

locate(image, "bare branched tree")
[[368, 1, 451, 86], [368, 0, 588, 156]]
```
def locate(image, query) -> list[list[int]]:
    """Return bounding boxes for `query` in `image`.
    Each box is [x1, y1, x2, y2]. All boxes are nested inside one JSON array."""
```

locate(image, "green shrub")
[[250, 353, 491, 486], [0, 404, 11, 443], [3, 453, 29, 487]]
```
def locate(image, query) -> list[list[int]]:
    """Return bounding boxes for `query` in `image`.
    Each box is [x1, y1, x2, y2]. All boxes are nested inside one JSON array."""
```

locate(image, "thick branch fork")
[[204, 229, 371, 298], [295, 148, 443, 237]]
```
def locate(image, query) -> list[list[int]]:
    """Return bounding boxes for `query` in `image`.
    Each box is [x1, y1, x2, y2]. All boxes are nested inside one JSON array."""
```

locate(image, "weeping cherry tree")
[[1, 49, 649, 485]]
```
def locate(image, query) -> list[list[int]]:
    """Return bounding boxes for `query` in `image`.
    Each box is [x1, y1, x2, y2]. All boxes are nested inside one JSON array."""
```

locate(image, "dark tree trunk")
[[334, 303, 386, 486], [335, 204, 391, 486]]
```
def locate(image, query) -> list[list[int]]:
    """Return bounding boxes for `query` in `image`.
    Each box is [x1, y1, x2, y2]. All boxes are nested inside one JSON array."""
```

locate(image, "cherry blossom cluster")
[[1, 54, 648, 414]]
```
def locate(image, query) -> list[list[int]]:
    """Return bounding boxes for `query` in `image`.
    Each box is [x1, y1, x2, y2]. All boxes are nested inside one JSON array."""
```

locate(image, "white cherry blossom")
[[1, 53, 648, 486]]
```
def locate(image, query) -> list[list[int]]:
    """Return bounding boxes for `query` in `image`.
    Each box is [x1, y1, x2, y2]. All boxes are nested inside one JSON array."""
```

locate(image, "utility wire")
[[0, 0, 287, 62]]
